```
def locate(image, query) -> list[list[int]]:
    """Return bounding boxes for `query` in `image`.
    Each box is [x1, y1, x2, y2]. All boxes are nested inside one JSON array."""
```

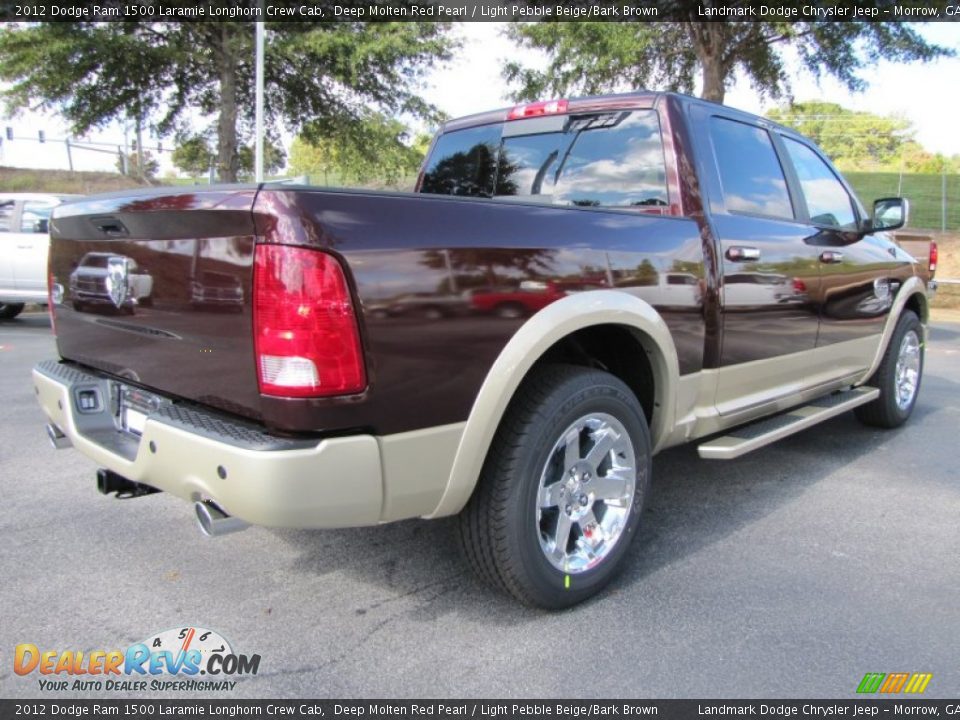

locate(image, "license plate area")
[[115, 384, 163, 437]]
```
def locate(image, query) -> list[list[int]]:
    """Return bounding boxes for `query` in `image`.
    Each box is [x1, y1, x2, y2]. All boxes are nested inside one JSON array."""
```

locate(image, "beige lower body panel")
[[665, 334, 881, 449], [378, 423, 465, 522]]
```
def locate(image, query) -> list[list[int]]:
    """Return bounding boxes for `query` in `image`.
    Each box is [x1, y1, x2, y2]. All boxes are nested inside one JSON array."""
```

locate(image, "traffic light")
[[38, 130, 45, 143], [5, 127, 12, 141], [157, 141, 163, 153]]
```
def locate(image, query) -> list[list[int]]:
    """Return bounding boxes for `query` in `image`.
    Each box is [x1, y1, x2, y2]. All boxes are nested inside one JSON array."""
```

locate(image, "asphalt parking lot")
[[1, 311, 958, 699]]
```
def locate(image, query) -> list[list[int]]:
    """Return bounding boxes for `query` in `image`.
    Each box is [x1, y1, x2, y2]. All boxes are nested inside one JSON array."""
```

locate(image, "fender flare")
[[857, 276, 928, 385], [426, 290, 681, 518]]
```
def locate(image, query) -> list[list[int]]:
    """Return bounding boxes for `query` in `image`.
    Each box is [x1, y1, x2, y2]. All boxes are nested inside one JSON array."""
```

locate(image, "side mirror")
[[34, 218, 49, 234], [870, 197, 908, 232]]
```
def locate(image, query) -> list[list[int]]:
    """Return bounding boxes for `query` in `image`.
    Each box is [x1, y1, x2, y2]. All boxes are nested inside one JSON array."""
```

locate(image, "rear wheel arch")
[[535, 324, 659, 426], [428, 290, 679, 519], [903, 289, 928, 325], [859, 277, 928, 386]]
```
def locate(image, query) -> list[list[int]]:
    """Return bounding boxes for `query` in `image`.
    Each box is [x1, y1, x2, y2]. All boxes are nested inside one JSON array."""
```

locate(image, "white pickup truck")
[[0, 193, 78, 319]]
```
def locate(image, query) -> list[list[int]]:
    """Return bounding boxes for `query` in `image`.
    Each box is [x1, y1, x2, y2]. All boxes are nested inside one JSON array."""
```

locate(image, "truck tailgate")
[[49, 187, 263, 421]]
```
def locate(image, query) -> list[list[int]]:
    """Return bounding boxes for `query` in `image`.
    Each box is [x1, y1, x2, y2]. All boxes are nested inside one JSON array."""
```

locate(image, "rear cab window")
[[421, 110, 669, 210]]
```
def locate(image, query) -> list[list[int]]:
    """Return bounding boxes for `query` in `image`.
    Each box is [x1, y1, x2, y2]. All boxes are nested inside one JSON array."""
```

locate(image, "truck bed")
[[49, 184, 705, 435]]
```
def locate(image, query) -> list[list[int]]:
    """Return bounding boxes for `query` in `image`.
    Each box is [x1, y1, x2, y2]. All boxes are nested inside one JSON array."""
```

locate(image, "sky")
[[1, 22, 958, 175]]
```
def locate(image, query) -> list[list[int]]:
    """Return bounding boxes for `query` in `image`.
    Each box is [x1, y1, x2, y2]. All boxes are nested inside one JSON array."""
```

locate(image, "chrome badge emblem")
[[105, 256, 130, 308]]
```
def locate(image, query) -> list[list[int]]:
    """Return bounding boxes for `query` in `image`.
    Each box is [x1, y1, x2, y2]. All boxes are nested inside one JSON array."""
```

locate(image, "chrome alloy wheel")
[[536, 413, 636, 574], [895, 329, 921, 410]]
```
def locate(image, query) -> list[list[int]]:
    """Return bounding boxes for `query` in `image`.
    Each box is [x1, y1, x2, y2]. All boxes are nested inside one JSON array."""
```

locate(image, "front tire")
[[0, 302, 25, 320], [855, 310, 923, 429], [457, 364, 651, 609]]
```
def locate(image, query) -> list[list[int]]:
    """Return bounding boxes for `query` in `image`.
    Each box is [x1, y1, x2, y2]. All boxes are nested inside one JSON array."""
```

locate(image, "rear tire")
[[0, 303, 25, 320], [457, 364, 651, 609], [855, 310, 923, 429]]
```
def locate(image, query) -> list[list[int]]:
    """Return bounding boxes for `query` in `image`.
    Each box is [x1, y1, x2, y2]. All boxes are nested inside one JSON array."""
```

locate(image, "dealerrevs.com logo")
[[14, 627, 260, 692]]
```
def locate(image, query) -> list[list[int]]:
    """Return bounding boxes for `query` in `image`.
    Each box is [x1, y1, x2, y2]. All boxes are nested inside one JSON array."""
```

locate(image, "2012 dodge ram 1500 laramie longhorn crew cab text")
[[34, 92, 933, 608]]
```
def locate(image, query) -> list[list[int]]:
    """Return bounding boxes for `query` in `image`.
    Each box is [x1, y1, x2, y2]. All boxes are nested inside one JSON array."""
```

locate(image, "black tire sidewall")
[[506, 372, 651, 607], [879, 311, 924, 424], [0, 302, 24, 319]]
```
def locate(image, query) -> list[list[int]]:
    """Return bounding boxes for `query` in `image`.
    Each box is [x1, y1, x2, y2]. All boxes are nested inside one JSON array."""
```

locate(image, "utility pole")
[[135, 114, 145, 180], [65, 138, 74, 171], [254, 19, 265, 182], [121, 118, 130, 175]]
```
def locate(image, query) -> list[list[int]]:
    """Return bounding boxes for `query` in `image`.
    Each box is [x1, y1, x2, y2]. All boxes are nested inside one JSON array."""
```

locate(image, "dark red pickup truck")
[[34, 92, 933, 608]]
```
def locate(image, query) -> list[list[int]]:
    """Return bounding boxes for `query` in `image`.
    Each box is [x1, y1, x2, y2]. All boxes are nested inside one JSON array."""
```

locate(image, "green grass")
[[0, 166, 147, 194], [845, 172, 959, 232]]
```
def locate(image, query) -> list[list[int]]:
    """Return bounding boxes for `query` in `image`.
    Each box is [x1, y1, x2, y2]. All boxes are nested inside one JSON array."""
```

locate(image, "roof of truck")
[[439, 90, 797, 138]]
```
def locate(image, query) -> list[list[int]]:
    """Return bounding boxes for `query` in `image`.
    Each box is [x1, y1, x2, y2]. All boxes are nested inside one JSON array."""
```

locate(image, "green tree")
[[288, 136, 334, 183], [237, 140, 286, 179], [504, 20, 951, 105], [0, 18, 455, 182], [288, 114, 425, 187], [171, 135, 215, 179], [899, 143, 949, 174], [767, 102, 912, 170]]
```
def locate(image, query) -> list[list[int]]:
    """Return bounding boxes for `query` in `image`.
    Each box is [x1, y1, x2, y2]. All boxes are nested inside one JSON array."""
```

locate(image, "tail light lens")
[[253, 244, 366, 398], [929, 241, 938, 275]]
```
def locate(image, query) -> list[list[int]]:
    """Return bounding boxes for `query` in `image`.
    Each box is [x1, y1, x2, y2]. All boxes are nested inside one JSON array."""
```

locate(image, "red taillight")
[[929, 241, 938, 275], [253, 244, 366, 398], [507, 99, 568, 120]]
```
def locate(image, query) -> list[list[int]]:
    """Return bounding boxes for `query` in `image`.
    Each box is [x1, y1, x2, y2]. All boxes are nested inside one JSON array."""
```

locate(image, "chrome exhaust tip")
[[46, 423, 71, 449], [194, 500, 249, 537]]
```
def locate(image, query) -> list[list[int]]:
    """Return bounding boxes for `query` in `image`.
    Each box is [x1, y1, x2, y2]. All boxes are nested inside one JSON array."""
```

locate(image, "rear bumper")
[[33, 360, 384, 529]]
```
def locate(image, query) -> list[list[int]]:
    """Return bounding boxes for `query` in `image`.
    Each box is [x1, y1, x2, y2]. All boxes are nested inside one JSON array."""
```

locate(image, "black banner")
[[1, 0, 958, 23], [1, 700, 958, 719]]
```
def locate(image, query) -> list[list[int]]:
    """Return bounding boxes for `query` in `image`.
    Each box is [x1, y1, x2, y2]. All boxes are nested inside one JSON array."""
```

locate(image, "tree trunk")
[[687, 23, 728, 105], [135, 114, 145, 181], [700, 57, 725, 104], [216, 26, 239, 183]]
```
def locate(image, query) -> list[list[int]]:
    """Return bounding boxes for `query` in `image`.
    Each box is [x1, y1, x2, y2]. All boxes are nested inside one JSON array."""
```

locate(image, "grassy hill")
[[0, 166, 147, 194]]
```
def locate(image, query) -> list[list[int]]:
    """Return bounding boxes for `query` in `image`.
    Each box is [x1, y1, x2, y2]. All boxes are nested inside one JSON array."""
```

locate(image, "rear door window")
[[710, 117, 794, 220], [421, 110, 669, 209]]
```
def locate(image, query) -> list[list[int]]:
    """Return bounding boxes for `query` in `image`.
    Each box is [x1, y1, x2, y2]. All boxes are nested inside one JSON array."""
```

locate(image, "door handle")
[[820, 251, 844, 264], [725, 246, 761, 262]]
